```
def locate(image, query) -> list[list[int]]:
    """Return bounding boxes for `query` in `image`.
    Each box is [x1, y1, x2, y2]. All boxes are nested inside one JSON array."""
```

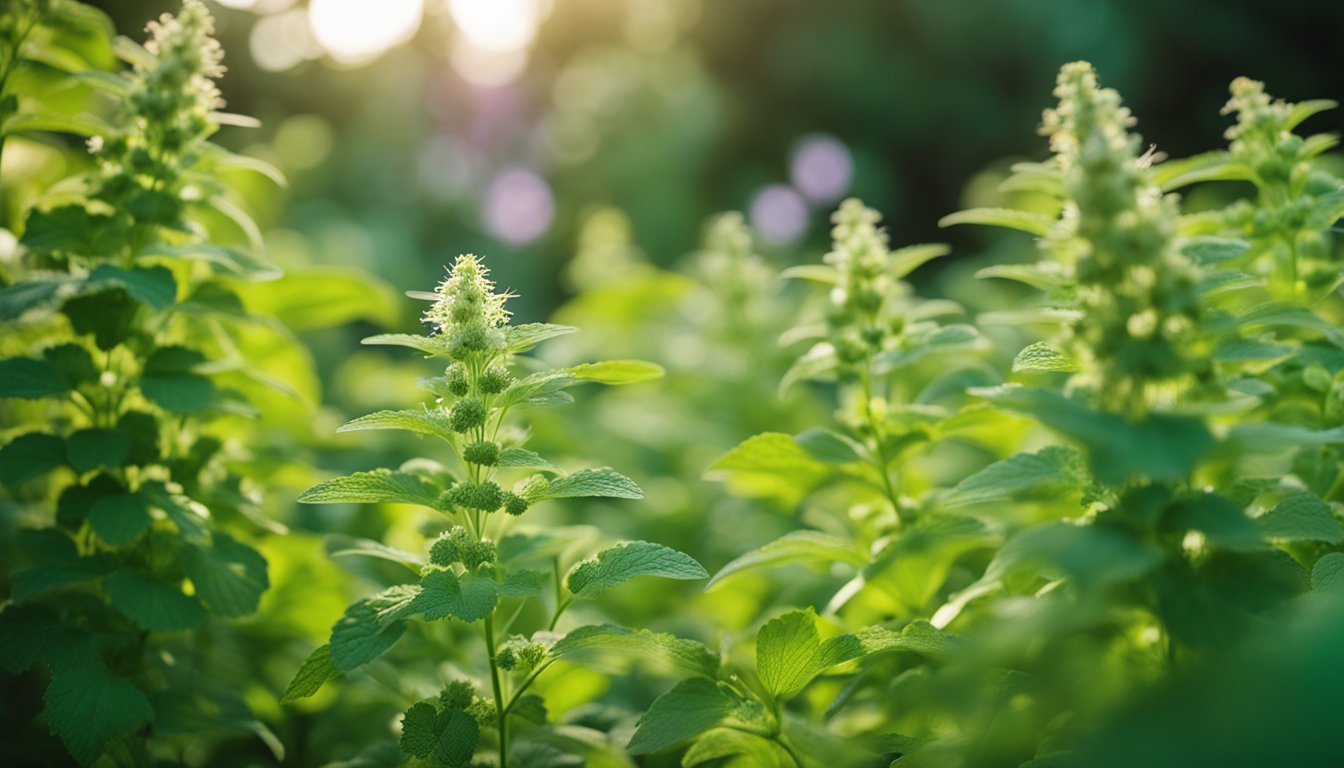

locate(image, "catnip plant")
[[287, 254, 713, 767]]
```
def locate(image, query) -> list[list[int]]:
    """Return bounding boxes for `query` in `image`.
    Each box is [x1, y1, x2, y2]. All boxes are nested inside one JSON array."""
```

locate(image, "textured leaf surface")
[[496, 447, 557, 470], [942, 446, 1083, 508], [412, 570, 498, 622], [329, 586, 418, 670], [1012, 342, 1076, 373], [1258, 494, 1344, 543], [107, 569, 205, 631], [337, 409, 455, 439], [299, 469, 442, 508], [0, 432, 67, 488], [566, 541, 707, 598], [401, 703, 479, 766], [44, 663, 153, 766], [627, 678, 740, 755], [88, 492, 151, 547], [505, 323, 578, 353], [281, 644, 338, 703], [550, 624, 720, 678], [564, 360, 664, 385], [182, 535, 268, 617], [65, 428, 131, 474], [938, 207, 1053, 235], [757, 609, 824, 699], [526, 467, 643, 501]]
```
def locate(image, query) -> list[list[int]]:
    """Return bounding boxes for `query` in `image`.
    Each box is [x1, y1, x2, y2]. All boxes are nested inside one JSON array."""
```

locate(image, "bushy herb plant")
[[287, 254, 714, 767]]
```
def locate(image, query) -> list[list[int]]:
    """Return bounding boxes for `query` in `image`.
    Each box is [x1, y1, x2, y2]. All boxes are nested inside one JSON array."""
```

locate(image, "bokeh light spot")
[[790, 133, 853, 204], [483, 168, 555, 245], [308, 0, 422, 64], [448, 0, 544, 52], [749, 184, 809, 244], [249, 9, 320, 72]]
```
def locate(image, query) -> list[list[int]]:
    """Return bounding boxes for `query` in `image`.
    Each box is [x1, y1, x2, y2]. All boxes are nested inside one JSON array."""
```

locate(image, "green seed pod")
[[445, 363, 470, 396], [449, 481, 502, 512], [449, 398, 486, 433], [463, 440, 500, 466], [462, 538, 496, 570], [439, 679, 475, 710]]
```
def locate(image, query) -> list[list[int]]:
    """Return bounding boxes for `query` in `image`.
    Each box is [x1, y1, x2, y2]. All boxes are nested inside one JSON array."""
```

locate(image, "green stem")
[[859, 365, 903, 524], [483, 614, 508, 767], [501, 660, 552, 716]]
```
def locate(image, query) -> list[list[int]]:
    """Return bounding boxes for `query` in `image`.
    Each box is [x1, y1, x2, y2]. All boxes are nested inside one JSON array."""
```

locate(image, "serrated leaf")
[[496, 447, 557, 471], [707, 433, 828, 480], [1152, 150, 1249, 190], [412, 570, 498, 622], [140, 243, 282, 281], [778, 343, 838, 395], [106, 569, 205, 632], [337, 409, 455, 440], [564, 360, 664, 385], [1258, 494, 1344, 543], [281, 645, 338, 703], [360, 333, 453, 357], [938, 207, 1053, 236], [329, 586, 418, 670], [181, 535, 268, 618], [44, 662, 153, 766], [550, 624, 720, 678], [757, 609, 824, 699], [88, 492, 151, 547], [707, 530, 865, 590], [1311, 553, 1344, 591], [526, 467, 643, 501], [401, 703, 479, 766], [0, 432, 67, 488], [793, 427, 864, 464], [43, 344, 97, 387], [1011, 342, 1075, 373], [65, 428, 131, 474], [0, 357, 70, 398], [566, 541, 707, 598], [140, 345, 214, 414], [326, 536, 425, 568], [942, 446, 1083, 508], [10, 530, 116, 601], [987, 522, 1160, 589], [682, 728, 784, 767], [497, 569, 548, 597], [627, 678, 740, 755], [0, 278, 72, 321], [506, 323, 578, 353], [300, 469, 442, 508]]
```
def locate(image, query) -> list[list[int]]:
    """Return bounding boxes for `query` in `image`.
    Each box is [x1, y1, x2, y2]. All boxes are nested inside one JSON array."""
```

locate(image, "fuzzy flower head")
[[425, 254, 513, 358]]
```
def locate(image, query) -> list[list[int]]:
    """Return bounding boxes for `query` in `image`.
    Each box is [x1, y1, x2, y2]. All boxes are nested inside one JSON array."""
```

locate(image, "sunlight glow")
[[448, 0, 543, 52], [308, 0, 423, 64]]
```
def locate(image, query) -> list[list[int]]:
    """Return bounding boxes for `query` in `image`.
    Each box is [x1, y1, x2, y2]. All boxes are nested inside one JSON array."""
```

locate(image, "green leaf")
[[1011, 342, 1076, 373], [43, 344, 97, 387], [1311, 553, 1344, 591], [1179, 236, 1251, 265], [889, 243, 951, 279], [106, 569, 205, 632], [1164, 494, 1262, 551], [627, 678, 741, 755], [62, 289, 137, 350], [975, 386, 1214, 485], [329, 586, 419, 670], [140, 243, 282, 281], [1257, 494, 1344, 543], [778, 343, 838, 395], [10, 530, 116, 601], [140, 346, 214, 414], [682, 728, 784, 767], [564, 359, 665, 385], [975, 262, 1070, 292], [566, 541, 707, 598], [496, 569, 548, 598], [550, 624, 720, 678], [44, 662, 153, 766], [1238, 302, 1343, 345], [525, 467, 643, 501], [337, 409, 455, 440], [987, 522, 1160, 589], [1223, 424, 1344, 455], [181, 535, 268, 617], [326, 536, 425, 568], [360, 333, 452, 357], [757, 609, 824, 699], [938, 207, 1053, 236], [0, 432, 67, 488], [401, 703, 479, 766], [706, 433, 829, 481], [942, 446, 1084, 508], [2, 111, 113, 137], [88, 492, 151, 547], [780, 264, 839, 283], [281, 645, 339, 703], [0, 357, 70, 398], [412, 570, 498, 622], [1284, 99, 1337, 130], [1152, 150, 1249, 190], [0, 277, 73, 321], [496, 447, 557, 471], [86, 264, 177, 309], [65, 428, 131, 474], [707, 530, 866, 590], [506, 323, 579, 353], [793, 428, 864, 464], [20, 206, 122, 257], [299, 469, 442, 508]]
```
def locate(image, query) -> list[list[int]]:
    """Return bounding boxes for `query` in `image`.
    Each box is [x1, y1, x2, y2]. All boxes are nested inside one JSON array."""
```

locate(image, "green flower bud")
[[480, 365, 514, 394], [449, 398, 486, 433], [449, 482, 502, 512], [496, 635, 547, 674], [445, 363, 470, 396], [463, 440, 500, 466], [461, 538, 496, 570], [502, 492, 529, 517], [466, 698, 497, 728], [439, 679, 475, 710]]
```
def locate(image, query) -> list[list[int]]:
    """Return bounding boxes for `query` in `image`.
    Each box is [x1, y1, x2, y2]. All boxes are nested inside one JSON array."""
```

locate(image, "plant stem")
[[859, 366, 903, 524], [483, 614, 508, 767]]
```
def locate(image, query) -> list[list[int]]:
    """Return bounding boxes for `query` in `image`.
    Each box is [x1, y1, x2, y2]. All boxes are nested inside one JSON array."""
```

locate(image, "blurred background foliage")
[[2, 0, 1341, 765]]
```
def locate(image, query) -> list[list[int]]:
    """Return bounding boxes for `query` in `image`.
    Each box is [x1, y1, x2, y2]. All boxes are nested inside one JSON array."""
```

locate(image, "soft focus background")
[[85, 0, 1344, 321]]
